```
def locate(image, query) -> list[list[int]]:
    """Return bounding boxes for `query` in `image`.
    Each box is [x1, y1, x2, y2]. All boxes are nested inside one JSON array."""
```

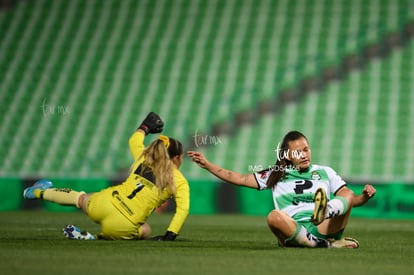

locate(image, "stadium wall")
[[2, 178, 413, 219]]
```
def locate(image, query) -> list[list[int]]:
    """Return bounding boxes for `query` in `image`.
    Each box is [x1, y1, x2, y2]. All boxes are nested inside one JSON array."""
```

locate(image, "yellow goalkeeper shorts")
[[86, 189, 144, 240]]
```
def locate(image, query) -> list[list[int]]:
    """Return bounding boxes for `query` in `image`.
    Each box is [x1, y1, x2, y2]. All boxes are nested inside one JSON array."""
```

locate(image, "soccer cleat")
[[23, 179, 53, 199], [63, 225, 95, 240], [329, 237, 360, 249], [310, 188, 327, 225]]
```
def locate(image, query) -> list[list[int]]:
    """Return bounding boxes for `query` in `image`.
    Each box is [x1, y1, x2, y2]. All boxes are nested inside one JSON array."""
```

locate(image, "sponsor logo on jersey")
[[311, 171, 321, 180], [292, 193, 314, 205], [112, 190, 134, 216]]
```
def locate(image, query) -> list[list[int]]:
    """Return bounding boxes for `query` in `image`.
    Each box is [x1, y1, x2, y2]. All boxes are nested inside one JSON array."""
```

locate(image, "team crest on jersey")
[[260, 170, 269, 179], [311, 171, 321, 180]]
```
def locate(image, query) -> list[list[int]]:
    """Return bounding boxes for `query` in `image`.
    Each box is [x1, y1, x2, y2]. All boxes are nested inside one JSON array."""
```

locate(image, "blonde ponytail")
[[139, 136, 176, 196]]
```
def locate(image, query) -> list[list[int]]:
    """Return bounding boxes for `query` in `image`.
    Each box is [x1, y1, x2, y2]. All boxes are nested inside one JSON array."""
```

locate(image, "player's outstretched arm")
[[138, 112, 164, 135], [129, 112, 164, 159], [352, 184, 376, 207], [187, 151, 257, 189]]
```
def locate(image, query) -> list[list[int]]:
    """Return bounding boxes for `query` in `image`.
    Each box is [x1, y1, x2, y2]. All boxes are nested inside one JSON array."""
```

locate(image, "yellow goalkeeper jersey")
[[109, 131, 190, 234]]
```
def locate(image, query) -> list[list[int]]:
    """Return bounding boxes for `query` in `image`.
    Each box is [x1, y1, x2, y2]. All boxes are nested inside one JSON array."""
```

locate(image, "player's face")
[[287, 137, 311, 171]]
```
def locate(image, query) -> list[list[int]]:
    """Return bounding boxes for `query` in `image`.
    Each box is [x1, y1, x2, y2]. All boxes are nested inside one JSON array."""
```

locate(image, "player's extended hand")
[[187, 151, 209, 169], [148, 231, 177, 241], [362, 184, 376, 200], [138, 112, 164, 135]]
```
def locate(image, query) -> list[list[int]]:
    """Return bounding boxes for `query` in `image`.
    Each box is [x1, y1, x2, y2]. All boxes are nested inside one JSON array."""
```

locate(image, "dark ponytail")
[[266, 131, 308, 188], [167, 137, 183, 159]]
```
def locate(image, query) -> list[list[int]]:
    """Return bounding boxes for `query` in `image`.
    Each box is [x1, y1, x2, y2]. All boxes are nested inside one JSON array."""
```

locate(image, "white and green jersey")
[[253, 164, 346, 222]]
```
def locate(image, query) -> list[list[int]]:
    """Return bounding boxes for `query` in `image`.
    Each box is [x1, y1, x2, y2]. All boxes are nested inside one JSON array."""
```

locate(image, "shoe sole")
[[330, 237, 360, 248], [310, 188, 327, 225], [343, 237, 360, 248], [63, 225, 95, 240]]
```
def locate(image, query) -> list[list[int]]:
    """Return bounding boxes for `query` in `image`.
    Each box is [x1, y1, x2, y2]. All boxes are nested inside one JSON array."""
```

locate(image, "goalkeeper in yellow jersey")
[[24, 112, 190, 241]]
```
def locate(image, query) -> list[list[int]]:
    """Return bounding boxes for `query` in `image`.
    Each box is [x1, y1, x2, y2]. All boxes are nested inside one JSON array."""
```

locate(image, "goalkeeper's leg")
[[24, 179, 86, 209], [41, 188, 86, 208]]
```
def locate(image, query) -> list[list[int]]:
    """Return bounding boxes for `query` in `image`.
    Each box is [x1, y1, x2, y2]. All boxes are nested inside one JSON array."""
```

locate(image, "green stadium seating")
[[0, 0, 413, 186], [186, 39, 414, 184]]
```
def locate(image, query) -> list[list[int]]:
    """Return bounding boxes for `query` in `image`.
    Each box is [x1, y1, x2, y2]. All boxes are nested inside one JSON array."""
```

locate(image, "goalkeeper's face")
[[287, 137, 311, 171]]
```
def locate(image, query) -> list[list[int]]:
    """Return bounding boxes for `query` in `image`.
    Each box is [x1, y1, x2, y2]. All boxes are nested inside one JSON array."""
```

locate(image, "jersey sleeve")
[[253, 169, 272, 190], [167, 169, 190, 234], [325, 166, 347, 195], [128, 131, 146, 160]]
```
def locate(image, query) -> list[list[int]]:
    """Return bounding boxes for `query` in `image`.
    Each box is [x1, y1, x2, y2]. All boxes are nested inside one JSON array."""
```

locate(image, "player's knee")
[[78, 193, 89, 211], [340, 188, 355, 209], [141, 223, 151, 239], [267, 210, 285, 228]]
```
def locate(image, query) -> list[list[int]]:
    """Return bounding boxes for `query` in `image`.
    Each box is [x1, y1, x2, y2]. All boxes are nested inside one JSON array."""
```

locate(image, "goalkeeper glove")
[[138, 112, 164, 135], [149, 231, 178, 241]]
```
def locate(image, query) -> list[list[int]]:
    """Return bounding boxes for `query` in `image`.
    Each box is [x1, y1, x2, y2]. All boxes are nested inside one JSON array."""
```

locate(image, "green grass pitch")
[[0, 211, 413, 275]]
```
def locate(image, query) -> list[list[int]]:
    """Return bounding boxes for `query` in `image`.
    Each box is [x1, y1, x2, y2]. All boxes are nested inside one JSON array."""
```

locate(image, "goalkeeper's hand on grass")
[[149, 231, 177, 241], [138, 112, 164, 135]]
